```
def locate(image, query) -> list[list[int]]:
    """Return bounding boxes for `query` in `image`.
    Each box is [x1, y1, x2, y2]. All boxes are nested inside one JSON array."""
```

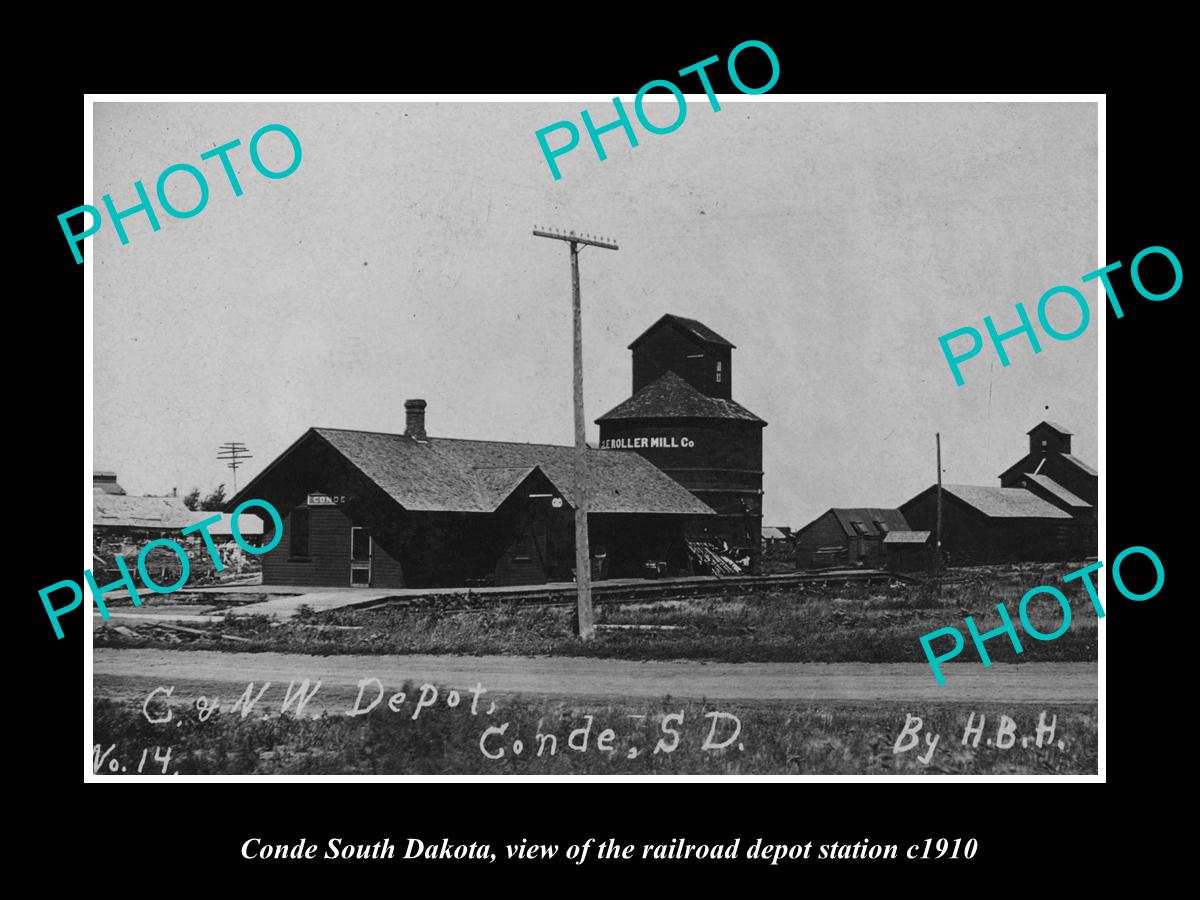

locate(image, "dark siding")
[[599, 417, 764, 562], [1027, 424, 1071, 456], [794, 511, 850, 568], [1038, 457, 1097, 506], [886, 541, 935, 573], [369, 536, 406, 589], [632, 324, 732, 399], [1000, 452, 1097, 507], [900, 490, 1094, 565], [494, 519, 547, 587], [262, 505, 405, 588], [263, 506, 349, 586]]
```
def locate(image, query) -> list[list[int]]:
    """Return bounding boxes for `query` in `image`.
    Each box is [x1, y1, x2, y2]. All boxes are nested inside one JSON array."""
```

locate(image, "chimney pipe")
[[404, 399, 427, 440]]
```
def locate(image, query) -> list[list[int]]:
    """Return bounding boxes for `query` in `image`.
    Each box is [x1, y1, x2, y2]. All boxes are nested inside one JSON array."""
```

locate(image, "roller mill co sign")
[[600, 436, 695, 450]]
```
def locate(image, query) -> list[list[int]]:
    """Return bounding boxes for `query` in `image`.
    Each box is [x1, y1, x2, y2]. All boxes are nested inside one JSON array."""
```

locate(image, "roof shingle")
[[1061, 454, 1098, 476], [943, 484, 1071, 518], [628, 314, 735, 349], [93, 495, 203, 529], [596, 371, 765, 423], [829, 508, 910, 538], [312, 428, 715, 516], [1025, 473, 1091, 508]]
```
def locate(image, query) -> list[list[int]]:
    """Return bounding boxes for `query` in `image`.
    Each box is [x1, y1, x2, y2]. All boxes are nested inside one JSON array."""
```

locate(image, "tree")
[[200, 484, 227, 511], [182, 487, 201, 511]]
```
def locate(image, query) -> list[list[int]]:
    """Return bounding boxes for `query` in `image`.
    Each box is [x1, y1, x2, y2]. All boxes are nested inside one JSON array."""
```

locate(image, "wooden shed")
[[899, 483, 1093, 564], [793, 508, 911, 569], [883, 530, 934, 572]]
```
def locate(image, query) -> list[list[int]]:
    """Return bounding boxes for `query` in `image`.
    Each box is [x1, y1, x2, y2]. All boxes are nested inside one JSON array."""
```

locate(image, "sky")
[[92, 100, 1098, 528]]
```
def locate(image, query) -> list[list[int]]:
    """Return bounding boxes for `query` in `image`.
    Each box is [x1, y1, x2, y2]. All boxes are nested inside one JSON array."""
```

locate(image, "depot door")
[[350, 526, 372, 586]]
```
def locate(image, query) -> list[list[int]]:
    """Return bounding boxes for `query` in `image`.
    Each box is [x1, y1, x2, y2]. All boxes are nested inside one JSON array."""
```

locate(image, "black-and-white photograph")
[[86, 97, 1099, 777]]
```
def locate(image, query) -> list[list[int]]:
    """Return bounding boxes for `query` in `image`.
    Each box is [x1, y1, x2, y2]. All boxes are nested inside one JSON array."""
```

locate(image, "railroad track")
[[356, 569, 917, 614]]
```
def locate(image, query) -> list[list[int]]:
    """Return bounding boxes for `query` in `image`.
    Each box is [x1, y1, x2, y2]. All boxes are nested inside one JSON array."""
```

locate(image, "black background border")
[[21, 29, 1185, 884]]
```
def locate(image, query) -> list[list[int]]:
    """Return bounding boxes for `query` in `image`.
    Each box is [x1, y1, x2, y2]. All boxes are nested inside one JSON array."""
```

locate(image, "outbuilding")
[[883, 530, 934, 573], [92, 487, 262, 583], [793, 508, 911, 569], [899, 483, 1091, 564]]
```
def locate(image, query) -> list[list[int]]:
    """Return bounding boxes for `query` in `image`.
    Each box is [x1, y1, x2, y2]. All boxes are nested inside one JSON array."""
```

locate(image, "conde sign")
[[38, 499, 283, 638], [938, 244, 1183, 386], [534, 39, 781, 181], [58, 124, 302, 264]]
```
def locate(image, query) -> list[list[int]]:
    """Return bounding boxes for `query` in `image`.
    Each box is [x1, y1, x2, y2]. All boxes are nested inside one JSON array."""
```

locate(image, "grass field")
[[94, 563, 1099, 664], [92, 690, 1097, 775]]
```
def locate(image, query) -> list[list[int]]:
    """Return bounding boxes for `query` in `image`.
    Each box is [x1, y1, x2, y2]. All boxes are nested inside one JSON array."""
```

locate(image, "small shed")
[[883, 530, 934, 572]]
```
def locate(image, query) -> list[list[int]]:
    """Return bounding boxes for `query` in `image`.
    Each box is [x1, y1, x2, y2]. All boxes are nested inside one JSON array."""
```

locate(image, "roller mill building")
[[596, 314, 767, 573], [228, 313, 764, 588]]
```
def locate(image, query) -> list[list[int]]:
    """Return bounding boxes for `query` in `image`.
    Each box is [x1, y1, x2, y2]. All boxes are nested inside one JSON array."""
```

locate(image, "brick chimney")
[[404, 399, 428, 440]]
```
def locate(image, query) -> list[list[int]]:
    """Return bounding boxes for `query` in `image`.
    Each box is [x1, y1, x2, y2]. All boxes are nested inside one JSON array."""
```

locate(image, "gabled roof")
[[999, 450, 1098, 481], [1024, 473, 1091, 508], [795, 508, 910, 541], [248, 427, 716, 516], [628, 314, 735, 350], [472, 466, 541, 508], [762, 526, 790, 540], [941, 484, 1071, 519], [829, 508, 910, 537], [1061, 454, 1098, 476], [1027, 421, 1073, 436], [884, 530, 931, 544], [596, 371, 765, 424]]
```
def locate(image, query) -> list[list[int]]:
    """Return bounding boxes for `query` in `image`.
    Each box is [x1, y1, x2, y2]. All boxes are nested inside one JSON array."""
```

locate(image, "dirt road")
[[94, 649, 1096, 710]]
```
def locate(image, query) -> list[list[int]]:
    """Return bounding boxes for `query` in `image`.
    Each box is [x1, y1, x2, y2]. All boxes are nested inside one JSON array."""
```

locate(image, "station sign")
[[307, 493, 353, 506]]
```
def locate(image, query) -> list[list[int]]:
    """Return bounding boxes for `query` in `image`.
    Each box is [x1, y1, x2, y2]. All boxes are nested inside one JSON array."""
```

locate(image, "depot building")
[[228, 314, 765, 588]]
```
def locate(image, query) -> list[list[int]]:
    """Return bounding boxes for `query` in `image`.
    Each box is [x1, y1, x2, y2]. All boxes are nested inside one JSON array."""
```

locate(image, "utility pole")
[[217, 442, 253, 495], [532, 226, 619, 641], [935, 432, 943, 573]]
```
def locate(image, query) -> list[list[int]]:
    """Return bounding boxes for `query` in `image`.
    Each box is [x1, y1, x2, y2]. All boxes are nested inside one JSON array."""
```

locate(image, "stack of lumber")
[[686, 541, 742, 576]]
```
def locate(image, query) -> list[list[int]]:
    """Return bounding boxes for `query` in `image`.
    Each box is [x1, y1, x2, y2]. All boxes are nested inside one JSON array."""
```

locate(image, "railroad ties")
[[364, 569, 912, 614]]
